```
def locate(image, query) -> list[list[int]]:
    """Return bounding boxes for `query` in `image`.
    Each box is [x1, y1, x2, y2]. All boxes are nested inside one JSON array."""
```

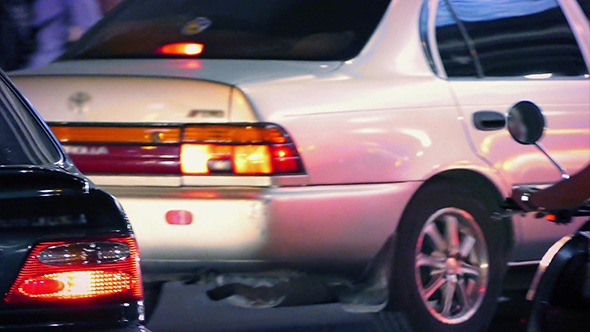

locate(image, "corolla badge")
[[68, 91, 92, 114], [64, 146, 108, 155]]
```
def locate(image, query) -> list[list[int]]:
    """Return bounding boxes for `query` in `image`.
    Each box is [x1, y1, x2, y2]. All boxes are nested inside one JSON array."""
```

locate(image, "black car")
[[0, 70, 145, 330]]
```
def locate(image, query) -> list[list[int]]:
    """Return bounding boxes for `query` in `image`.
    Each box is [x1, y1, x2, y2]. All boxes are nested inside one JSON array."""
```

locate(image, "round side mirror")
[[507, 101, 545, 145]]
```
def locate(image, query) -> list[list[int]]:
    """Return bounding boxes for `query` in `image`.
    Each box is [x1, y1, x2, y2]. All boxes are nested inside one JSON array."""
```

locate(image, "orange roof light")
[[155, 42, 204, 56]]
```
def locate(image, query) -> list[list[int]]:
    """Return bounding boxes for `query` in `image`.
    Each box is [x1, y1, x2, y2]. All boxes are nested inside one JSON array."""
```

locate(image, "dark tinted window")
[[577, 0, 590, 21], [0, 75, 61, 166], [436, 0, 588, 77], [435, 1, 478, 77], [63, 0, 390, 61]]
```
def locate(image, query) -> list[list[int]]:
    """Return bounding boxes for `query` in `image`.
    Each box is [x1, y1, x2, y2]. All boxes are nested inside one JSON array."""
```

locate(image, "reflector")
[[166, 210, 193, 225]]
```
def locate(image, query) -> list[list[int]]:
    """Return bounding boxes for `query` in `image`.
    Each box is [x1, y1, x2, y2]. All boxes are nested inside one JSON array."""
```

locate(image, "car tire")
[[386, 180, 507, 332]]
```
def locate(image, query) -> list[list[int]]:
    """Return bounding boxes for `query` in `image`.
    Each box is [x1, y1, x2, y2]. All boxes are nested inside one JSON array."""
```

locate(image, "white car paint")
[[9, 0, 590, 273]]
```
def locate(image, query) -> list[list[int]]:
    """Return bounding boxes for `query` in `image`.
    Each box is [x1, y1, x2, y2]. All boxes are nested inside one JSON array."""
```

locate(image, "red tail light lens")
[[6, 236, 142, 304], [50, 123, 305, 176], [19, 271, 133, 300]]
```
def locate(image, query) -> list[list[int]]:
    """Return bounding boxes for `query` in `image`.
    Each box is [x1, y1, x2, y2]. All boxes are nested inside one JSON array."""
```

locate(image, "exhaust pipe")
[[206, 278, 336, 308]]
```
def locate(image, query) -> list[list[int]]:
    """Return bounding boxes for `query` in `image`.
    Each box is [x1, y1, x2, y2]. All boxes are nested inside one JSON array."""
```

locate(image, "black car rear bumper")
[[0, 301, 143, 330]]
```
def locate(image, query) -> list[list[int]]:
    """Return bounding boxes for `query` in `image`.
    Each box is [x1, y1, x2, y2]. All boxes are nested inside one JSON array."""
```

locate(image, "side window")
[[436, 0, 588, 78], [435, 1, 478, 77], [577, 0, 590, 21], [0, 76, 61, 166]]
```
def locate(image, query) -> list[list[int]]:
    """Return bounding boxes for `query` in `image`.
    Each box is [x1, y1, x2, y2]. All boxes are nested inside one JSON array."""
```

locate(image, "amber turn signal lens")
[[51, 126, 181, 143]]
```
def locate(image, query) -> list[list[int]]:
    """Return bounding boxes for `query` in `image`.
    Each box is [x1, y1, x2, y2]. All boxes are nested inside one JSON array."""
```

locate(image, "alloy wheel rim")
[[414, 207, 489, 324]]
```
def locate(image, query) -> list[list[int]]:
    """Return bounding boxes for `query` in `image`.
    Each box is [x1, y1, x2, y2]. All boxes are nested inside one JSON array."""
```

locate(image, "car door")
[[431, 0, 590, 262]]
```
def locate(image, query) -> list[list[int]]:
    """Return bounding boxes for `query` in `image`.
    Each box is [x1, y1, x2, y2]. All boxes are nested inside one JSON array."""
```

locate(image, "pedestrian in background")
[[27, 0, 102, 69], [0, 0, 36, 71]]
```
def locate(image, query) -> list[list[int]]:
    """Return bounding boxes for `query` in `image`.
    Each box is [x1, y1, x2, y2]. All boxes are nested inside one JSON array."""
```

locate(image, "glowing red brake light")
[[6, 236, 142, 304], [19, 271, 133, 300], [155, 42, 204, 56], [179, 124, 303, 175], [180, 144, 273, 175]]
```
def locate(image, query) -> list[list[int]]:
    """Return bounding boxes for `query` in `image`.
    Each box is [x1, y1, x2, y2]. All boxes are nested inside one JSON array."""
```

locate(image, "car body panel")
[[12, 75, 242, 123], [104, 181, 420, 280], [7, 0, 590, 280], [10, 59, 342, 86]]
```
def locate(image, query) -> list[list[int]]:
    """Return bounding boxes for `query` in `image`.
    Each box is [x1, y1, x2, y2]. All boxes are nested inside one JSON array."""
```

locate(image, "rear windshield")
[[0, 75, 62, 167], [62, 0, 391, 61]]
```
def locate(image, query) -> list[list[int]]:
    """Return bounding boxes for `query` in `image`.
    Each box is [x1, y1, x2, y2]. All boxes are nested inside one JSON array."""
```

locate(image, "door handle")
[[473, 111, 506, 131]]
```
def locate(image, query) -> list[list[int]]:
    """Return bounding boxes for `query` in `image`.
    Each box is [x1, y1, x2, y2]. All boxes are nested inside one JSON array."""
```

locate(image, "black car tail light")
[[5, 236, 142, 304]]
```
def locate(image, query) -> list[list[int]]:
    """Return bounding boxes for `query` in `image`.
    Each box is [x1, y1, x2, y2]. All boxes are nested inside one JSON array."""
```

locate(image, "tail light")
[[5, 236, 142, 304], [49, 123, 305, 176]]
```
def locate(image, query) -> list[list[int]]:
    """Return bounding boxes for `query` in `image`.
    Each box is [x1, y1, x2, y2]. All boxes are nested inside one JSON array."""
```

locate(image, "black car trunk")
[[0, 167, 131, 310]]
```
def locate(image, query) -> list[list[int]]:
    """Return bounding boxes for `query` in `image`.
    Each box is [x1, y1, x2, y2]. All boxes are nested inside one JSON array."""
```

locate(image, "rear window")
[[0, 75, 61, 167], [62, 0, 391, 61]]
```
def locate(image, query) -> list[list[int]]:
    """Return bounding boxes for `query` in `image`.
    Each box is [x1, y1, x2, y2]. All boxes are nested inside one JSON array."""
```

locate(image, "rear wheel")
[[387, 181, 507, 332]]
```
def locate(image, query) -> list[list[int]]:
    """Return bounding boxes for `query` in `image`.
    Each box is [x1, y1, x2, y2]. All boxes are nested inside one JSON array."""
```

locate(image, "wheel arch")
[[361, 168, 513, 291], [416, 169, 514, 254]]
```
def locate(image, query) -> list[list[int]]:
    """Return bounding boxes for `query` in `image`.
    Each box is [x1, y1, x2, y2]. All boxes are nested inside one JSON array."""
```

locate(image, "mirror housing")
[[507, 101, 545, 145]]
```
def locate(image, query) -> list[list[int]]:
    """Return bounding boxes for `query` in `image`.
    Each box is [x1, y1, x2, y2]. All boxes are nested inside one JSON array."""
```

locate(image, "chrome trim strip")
[[89, 174, 309, 187], [182, 175, 308, 187], [182, 175, 271, 187]]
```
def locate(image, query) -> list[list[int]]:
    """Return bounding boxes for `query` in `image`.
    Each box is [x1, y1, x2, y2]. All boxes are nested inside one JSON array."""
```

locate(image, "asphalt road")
[[146, 282, 527, 332]]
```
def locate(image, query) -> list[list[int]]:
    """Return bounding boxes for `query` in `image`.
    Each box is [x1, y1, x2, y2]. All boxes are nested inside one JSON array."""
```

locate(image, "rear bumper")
[[101, 182, 420, 281], [0, 302, 143, 330]]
